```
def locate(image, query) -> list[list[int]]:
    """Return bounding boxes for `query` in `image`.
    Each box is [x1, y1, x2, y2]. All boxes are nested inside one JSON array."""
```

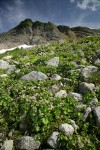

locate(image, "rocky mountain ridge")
[[0, 19, 100, 49]]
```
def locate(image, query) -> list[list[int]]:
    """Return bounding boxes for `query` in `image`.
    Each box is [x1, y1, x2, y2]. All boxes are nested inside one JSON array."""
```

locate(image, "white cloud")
[[73, 0, 100, 11]]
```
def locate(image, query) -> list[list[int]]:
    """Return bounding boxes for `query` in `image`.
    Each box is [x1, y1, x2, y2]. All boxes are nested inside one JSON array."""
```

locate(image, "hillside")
[[0, 19, 100, 49], [0, 35, 100, 149]]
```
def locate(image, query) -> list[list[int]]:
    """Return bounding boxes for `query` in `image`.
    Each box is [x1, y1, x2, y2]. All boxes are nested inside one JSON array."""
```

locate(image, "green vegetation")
[[0, 35, 100, 149]]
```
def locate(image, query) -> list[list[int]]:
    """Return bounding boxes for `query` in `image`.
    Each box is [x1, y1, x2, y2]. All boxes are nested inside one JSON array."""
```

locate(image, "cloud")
[[0, 0, 29, 32], [72, 0, 100, 11]]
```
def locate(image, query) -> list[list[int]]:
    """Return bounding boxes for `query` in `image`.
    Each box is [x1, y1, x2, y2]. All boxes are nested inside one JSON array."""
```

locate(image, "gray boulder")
[[1, 140, 13, 150], [14, 136, 40, 150], [47, 132, 59, 148], [70, 120, 78, 130], [6, 65, 16, 74], [59, 123, 74, 135], [21, 71, 48, 81], [74, 104, 87, 111], [93, 106, 100, 127], [55, 90, 67, 98], [45, 57, 59, 67], [50, 84, 59, 93], [69, 92, 82, 102], [50, 74, 61, 80], [0, 60, 10, 69], [79, 82, 95, 94], [96, 50, 100, 58], [89, 98, 98, 106], [83, 107, 92, 122], [81, 66, 98, 81], [94, 58, 100, 65]]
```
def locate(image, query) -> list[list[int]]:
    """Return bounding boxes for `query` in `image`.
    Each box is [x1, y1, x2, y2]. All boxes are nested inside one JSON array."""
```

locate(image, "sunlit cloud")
[[72, 0, 100, 11]]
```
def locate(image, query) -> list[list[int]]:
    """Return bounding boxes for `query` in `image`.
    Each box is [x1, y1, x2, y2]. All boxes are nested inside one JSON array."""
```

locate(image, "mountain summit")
[[0, 19, 100, 49]]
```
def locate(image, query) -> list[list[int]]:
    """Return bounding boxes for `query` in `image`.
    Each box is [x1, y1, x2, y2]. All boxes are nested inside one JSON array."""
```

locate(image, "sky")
[[0, 0, 100, 33]]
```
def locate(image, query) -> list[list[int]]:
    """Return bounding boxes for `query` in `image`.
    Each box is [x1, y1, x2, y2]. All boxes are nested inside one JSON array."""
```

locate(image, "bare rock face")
[[14, 136, 40, 150], [21, 71, 48, 81], [79, 82, 95, 94]]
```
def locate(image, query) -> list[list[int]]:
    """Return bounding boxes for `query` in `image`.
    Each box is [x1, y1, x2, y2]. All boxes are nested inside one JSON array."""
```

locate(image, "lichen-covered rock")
[[79, 82, 95, 94], [14, 136, 40, 150], [59, 123, 74, 135], [69, 92, 82, 102], [47, 132, 59, 148], [21, 71, 48, 81], [45, 57, 59, 67], [1, 140, 13, 150]]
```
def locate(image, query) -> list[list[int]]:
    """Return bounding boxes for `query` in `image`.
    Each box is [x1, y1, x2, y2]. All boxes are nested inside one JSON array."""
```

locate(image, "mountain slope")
[[0, 35, 100, 149], [0, 19, 65, 49], [0, 19, 100, 49]]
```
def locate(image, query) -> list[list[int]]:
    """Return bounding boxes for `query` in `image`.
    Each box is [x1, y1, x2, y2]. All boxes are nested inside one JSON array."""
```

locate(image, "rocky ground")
[[0, 35, 100, 150]]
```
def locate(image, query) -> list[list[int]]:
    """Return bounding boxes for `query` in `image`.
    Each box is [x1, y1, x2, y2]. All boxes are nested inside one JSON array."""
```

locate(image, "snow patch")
[[0, 44, 35, 54]]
